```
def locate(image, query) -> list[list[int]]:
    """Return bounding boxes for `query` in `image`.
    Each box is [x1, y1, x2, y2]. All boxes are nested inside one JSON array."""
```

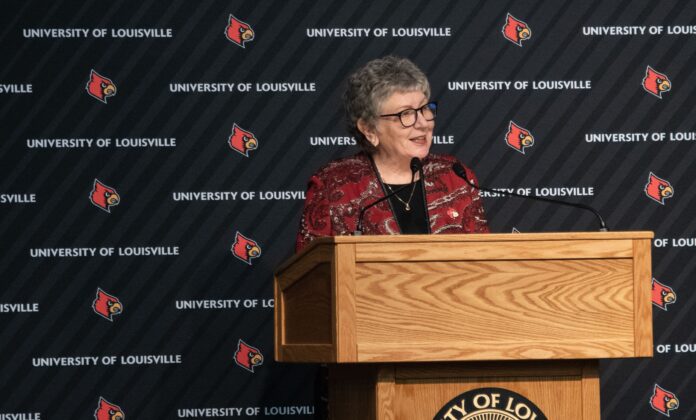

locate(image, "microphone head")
[[452, 162, 468, 181], [410, 157, 423, 173]]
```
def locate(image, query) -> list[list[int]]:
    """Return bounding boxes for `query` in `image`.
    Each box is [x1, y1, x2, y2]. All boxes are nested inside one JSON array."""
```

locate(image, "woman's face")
[[368, 90, 434, 162]]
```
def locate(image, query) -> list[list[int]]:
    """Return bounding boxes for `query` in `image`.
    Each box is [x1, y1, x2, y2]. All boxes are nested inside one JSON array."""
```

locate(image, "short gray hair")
[[343, 56, 431, 151]]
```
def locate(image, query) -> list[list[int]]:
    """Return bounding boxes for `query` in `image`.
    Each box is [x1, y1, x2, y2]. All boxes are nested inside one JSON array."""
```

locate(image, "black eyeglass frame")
[[378, 101, 438, 128]]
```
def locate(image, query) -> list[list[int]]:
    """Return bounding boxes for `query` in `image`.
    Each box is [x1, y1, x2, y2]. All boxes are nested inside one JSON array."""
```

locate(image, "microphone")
[[452, 163, 609, 232], [355, 158, 422, 235], [409, 157, 422, 174]]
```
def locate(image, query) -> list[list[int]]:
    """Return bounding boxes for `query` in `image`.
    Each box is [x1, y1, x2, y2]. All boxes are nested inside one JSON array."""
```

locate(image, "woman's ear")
[[357, 118, 378, 147]]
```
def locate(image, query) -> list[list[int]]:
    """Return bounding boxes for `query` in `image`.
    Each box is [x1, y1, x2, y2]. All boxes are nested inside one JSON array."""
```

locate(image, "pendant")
[[405, 204, 411, 211]]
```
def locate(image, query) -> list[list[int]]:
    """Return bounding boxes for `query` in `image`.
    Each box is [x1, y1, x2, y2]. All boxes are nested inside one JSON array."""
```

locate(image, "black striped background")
[[1, 0, 694, 418]]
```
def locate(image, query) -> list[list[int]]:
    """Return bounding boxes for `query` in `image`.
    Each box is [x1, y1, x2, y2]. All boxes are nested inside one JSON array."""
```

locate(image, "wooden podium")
[[274, 232, 653, 419]]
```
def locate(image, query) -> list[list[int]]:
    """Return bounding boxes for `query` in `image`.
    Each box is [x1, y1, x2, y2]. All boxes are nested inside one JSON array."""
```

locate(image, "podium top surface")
[[311, 231, 652, 243], [278, 231, 653, 273]]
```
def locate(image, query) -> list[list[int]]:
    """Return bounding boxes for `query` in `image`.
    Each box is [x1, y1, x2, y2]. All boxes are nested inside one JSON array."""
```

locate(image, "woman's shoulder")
[[423, 153, 467, 172], [425, 153, 458, 164], [423, 153, 481, 183], [310, 152, 372, 179]]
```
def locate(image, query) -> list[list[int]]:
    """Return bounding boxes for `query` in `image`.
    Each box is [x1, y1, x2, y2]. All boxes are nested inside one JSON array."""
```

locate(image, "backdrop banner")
[[1, 0, 694, 418]]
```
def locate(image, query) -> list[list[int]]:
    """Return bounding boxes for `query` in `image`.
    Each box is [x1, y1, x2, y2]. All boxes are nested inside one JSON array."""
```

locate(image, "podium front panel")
[[275, 232, 653, 363]]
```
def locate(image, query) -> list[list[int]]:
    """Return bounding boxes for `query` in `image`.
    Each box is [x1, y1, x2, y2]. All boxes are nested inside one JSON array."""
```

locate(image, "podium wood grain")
[[275, 232, 653, 363], [355, 258, 633, 361]]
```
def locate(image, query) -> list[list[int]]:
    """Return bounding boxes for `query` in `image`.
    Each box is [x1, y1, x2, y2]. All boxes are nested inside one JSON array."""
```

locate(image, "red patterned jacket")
[[296, 153, 489, 252]]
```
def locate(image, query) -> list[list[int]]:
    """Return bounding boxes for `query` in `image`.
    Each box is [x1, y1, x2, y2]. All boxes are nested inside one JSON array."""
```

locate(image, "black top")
[[384, 180, 429, 234]]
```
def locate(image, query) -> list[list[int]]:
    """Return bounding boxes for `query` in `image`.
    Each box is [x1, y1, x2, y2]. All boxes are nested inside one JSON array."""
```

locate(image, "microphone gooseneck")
[[452, 163, 609, 232], [355, 158, 422, 235]]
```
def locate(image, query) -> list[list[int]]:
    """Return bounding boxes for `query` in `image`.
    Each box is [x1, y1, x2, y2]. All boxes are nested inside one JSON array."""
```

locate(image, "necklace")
[[385, 181, 417, 211]]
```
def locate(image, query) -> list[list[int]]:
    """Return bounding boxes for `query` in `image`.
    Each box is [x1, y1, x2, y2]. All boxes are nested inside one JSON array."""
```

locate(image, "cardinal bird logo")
[[652, 278, 677, 311], [506, 121, 534, 154], [650, 384, 679, 416], [644, 172, 674, 205], [231, 231, 261, 265], [92, 288, 123, 321], [86, 70, 117, 103], [228, 123, 258, 157], [502, 13, 531, 46], [94, 397, 125, 420], [643, 66, 671, 99], [234, 339, 264, 372], [90, 179, 120, 213], [225, 14, 255, 47]]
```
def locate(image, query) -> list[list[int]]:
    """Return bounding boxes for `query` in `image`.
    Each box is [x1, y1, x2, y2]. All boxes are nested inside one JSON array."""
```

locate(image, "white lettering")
[[0, 303, 39, 313], [29, 248, 98, 258], [674, 343, 696, 353], [0, 84, 33, 94], [0, 194, 37, 203], [306, 28, 372, 37], [584, 133, 649, 143], [390, 27, 452, 37], [433, 135, 455, 144], [23, 28, 91, 38], [110, 28, 173, 38], [669, 132, 696, 141], [120, 354, 182, 365], [254, 82, 316, 92], [175, 300, 244, 310], [32, 356, 100, 367], [26, 138, 94, 148], [671, 238, 696, 247], [172, 192, 238, 201], [0, 413, 42, 420], [666, 25, 696, 35], [169, 83, 236, 93], [533, 187, 594, 197], [258, 191, 306, 200], [582, 26, 647, 36], [114, 137, 176, 147], [176, 407, 244, 417], [309, 136, 356, 146], [117, 246, 180, 256], [447, 81, 512, 91], [532, 80, 591, 90]]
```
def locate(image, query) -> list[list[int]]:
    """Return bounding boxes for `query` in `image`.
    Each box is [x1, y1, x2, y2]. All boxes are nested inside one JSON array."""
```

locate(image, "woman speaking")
[[296, 56, 488, 252]]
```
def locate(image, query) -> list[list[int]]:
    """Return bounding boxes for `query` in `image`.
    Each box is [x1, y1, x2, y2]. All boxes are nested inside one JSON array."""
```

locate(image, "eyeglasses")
[[379, 101, 437, 128]]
